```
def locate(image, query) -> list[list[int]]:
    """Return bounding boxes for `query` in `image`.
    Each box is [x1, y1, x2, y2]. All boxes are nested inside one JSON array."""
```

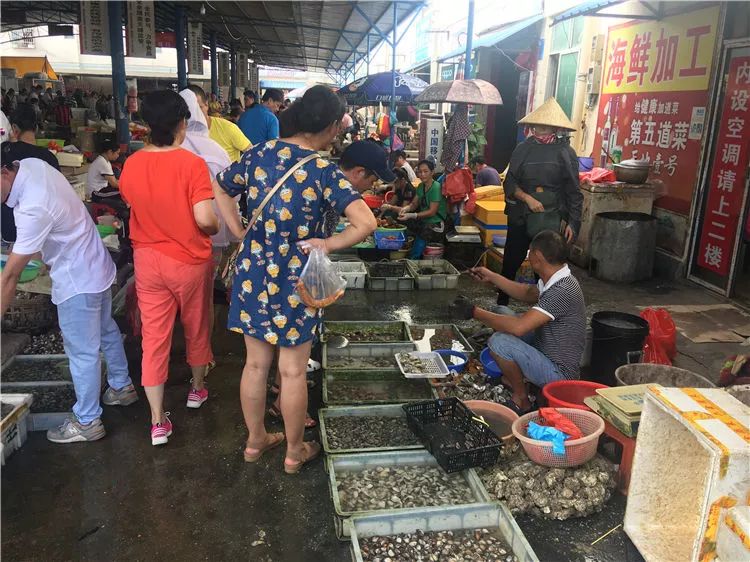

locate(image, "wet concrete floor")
[[2, 266, 740, 561]]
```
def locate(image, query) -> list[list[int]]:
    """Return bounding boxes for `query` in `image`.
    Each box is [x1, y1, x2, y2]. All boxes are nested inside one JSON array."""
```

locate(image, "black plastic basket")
[[368, 261, 407, 278], [403, 397, 503, 473]]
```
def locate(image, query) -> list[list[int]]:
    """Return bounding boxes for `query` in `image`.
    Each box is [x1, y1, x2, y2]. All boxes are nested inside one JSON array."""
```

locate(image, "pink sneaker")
[[186, 387, 209, 409], [151, 413, 173, 446]]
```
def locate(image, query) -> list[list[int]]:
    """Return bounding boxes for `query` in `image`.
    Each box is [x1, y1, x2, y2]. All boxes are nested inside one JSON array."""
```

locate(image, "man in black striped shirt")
[[452, 231, 586, 412]]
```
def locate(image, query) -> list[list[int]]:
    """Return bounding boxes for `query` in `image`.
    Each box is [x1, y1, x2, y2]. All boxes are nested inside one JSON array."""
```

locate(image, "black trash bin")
[[590, 311, 649, 386]]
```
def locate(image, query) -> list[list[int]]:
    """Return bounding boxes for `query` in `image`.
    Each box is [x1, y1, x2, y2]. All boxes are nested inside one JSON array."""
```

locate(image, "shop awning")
[[551, 1, 624, 25], [549, 1, 696, 25], [437, 14, 544, 63], [0, 55, 58, 80], [259, 79, 306, 90]]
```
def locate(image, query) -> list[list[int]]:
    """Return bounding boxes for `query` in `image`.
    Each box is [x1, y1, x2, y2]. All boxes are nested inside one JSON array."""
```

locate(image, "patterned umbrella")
[[338, 72, 428, 106], [416, 79, 502, 105]]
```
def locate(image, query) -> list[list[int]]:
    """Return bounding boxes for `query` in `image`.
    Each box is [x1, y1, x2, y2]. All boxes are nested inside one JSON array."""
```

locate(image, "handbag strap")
[[241, 152, 319, 236]]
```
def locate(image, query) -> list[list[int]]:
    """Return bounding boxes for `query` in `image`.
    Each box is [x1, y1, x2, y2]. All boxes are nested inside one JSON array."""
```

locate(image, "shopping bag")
[[295, 247, 346, 308], [442, 167, 474, 204], [640, 308, 677, 364]]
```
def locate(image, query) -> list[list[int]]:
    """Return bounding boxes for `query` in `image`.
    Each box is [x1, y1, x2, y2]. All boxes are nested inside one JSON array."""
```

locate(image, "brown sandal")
[[283, 441, 321, 474], [244, 432, 285, 463]]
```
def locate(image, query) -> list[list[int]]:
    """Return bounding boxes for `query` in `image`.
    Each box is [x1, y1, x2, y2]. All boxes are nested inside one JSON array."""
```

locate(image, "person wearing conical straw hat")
[[494, 97, 583, 306]]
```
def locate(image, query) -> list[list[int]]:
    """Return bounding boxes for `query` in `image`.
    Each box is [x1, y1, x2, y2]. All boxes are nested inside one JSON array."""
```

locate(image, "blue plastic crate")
[[374, 230, 405, 250]]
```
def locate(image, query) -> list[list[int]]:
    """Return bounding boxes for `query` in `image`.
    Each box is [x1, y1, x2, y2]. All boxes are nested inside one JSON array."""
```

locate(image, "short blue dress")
[[216, 140, 361, 346]]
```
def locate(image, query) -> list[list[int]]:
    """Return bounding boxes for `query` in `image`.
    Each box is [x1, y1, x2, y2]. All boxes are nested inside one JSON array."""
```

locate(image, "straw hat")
[[518, 97, 576, 131]]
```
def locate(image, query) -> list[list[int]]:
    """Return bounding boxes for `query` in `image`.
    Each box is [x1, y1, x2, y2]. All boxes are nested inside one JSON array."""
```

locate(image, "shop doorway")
[[688, 43, 750, 304]]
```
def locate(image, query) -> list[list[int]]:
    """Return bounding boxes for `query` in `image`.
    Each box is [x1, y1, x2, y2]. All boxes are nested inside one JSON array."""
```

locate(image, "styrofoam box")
[[717, 505, 750, 562], [624, 386, 750, 562], [1, 393, 33, 465]]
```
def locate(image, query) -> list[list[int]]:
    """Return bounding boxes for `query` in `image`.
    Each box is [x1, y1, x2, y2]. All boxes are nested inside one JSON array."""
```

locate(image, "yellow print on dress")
[[265, 219, 276, 235], [254, 167, 268, 184], [293, 168, 308, 184]]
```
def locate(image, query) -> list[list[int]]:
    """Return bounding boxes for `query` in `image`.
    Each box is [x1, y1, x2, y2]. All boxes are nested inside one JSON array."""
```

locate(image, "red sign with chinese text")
[[696, 56, 750, 276], [593, 7, 720, 217]]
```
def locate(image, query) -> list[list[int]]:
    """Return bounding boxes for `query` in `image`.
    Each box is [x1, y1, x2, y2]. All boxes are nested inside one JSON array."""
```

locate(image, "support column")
[[107, 0, 129, 147], [389, 2, 398, 151], [175, 6, 187, 90], [464, 0, 475, 79], [230, 46, 237, 102], [210, 32, 218, 97]]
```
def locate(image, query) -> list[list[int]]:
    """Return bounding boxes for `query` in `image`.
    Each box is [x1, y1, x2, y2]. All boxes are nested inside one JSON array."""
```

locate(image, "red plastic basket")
[[511, 408, 604, 468], [542, 380, 609, 411], [363, 194, 384, 209]]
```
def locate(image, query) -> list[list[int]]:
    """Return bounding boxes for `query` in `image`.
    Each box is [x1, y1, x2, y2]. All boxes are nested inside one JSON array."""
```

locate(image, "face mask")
[[531, 131, 557, 144]]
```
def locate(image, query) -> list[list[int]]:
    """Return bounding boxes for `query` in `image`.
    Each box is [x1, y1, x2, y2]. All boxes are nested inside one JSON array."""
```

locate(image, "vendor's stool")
[[601, 420, 637, 495]]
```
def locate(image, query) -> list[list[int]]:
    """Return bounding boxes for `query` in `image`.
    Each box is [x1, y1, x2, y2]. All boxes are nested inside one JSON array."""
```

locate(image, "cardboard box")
[[475, 200, 507, 225]]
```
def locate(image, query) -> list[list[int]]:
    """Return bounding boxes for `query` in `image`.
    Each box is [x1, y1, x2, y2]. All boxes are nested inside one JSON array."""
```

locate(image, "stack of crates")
[[472, 200, 508, 247]]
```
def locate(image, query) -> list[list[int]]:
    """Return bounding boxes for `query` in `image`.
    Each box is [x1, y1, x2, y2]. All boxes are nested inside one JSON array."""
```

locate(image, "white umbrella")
[[416, 79, 502, 105]]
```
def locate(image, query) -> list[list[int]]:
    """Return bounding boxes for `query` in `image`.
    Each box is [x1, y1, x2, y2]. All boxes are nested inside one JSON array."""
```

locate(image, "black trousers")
[[497, 223, 532, 306]]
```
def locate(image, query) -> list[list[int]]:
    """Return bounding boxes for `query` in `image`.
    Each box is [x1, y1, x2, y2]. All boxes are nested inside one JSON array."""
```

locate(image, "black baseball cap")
[[340, 141, 396, 182]]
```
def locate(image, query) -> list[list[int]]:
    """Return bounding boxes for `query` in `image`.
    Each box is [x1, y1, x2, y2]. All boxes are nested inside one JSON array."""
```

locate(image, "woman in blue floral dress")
[[213, 86, 376, 473]]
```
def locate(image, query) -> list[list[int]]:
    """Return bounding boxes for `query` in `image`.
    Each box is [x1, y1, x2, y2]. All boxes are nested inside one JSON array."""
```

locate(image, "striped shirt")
[[532, 265, 586, 379]]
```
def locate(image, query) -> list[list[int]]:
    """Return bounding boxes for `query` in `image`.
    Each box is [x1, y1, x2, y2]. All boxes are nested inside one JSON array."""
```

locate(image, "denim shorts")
[[488, 332, 564, 387]]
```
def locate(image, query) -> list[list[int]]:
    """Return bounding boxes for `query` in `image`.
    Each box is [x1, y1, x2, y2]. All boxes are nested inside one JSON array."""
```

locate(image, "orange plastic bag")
[[442, 167, 474, 204], [539, 407, 584, 439], [640, 308, 677, 365]]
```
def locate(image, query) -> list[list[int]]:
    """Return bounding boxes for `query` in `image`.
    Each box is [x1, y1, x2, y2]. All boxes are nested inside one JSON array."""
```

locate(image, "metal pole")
[[230, 46, 237, 102], [107, 0, 129, 147], [464, 0, 475, 79], [175, 6, 187, 90], [210, 32, 218, 97], [365, 34, 371, 126], [390, 2, 398, 151]]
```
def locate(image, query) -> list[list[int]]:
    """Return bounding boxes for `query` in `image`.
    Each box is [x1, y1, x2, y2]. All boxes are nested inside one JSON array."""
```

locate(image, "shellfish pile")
[[337, 466, 475, 512]]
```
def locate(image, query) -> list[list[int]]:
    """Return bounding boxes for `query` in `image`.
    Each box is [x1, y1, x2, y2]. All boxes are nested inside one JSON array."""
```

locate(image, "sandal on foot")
[[269, 383, 281, 396], [244, 433, 285, 463], [284, 441, 321, 474]]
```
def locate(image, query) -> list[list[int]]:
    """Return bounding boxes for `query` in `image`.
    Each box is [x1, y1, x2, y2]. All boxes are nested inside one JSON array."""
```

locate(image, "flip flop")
[[284, 441, 321, 474], [267, 404, 317, 428], [307, 359, 321, 373], [244, 432, 285, 463], [505, 399, 534, 417]]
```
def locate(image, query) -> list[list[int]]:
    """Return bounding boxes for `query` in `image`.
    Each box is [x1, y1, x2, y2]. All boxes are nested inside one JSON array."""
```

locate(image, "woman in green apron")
[[390, 159, 448, 258]]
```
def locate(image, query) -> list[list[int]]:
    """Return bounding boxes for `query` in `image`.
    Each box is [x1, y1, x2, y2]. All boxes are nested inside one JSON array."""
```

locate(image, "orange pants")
[[134, 247, 214, 387]]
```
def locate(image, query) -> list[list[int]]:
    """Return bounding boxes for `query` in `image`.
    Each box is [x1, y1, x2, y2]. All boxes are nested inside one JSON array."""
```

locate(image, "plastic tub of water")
[[463, 400, 518, 443], [480, 347, 503, 378]]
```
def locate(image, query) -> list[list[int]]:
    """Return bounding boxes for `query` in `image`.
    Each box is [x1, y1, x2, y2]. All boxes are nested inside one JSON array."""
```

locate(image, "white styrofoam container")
[[346, 502, 539, 562], [1, 393, 33, 464], [717, 505, 750, 562], [624, 386, 750, 562]]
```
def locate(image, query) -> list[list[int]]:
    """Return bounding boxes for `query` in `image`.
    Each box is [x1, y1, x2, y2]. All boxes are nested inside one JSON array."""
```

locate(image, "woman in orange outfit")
[[119, 90, 219, 446]]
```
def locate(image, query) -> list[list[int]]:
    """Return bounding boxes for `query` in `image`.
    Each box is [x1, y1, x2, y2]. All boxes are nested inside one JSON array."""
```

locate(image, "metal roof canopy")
[[437, 14, 544, 63], [550, 0, 708, 25], [0, 1, 425, 78]]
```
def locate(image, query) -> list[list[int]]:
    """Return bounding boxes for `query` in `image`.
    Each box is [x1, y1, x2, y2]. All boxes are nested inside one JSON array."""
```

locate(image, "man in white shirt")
[[393, 150, 417, 183], [1, 152, 137, 443], [86, 138, 121, 199]]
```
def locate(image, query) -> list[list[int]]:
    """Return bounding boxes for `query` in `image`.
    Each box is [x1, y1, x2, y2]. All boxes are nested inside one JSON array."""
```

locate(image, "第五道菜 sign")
[[593, 6, 720, 216]]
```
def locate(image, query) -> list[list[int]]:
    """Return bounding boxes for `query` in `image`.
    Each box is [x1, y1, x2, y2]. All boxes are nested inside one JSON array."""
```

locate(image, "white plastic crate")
[[624, 386, 750, 562], [333, 261, 367, 289], [396, 351, 450, 378], [1, 393, 33, 465], [346, 503, 538, 562]]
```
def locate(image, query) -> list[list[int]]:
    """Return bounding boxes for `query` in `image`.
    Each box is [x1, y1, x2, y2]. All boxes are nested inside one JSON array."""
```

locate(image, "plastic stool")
[[602, 420, 637, 495]]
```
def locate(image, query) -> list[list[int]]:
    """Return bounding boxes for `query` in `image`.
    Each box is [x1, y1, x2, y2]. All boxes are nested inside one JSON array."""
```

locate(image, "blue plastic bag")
[[527, 421, 570, 455]]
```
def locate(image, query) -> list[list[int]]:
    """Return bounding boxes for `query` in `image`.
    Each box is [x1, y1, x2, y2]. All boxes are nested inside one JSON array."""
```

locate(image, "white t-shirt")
[[86, 155, 115, 197], [8, 159, 116, 304], [400, 160, 417, 182]]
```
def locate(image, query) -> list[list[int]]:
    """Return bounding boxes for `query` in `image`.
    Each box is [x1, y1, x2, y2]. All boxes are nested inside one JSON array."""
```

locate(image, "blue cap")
[[340, 140, 396, 182]]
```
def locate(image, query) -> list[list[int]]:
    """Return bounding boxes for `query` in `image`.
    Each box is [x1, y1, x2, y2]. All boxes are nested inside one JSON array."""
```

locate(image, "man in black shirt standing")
[[1, 104, 61, 242], [452, 231, 586, 412]]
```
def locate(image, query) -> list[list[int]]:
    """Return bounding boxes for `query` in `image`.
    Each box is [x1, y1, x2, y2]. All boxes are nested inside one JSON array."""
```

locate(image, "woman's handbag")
[[220, 153, 318, 290]]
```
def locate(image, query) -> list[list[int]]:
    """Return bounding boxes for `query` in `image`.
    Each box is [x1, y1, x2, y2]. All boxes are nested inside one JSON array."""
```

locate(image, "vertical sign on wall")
[[79, 1, 110, 55], [218, 52, 230, 88], [186, 21, 203, 75], [696, 55, 750, 276], [126, 0, 156, 58], [593, 6, 720, 218], [419, 114, 444, 172], [248, 64, 259, 93], [237, 53, 248, 88]]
